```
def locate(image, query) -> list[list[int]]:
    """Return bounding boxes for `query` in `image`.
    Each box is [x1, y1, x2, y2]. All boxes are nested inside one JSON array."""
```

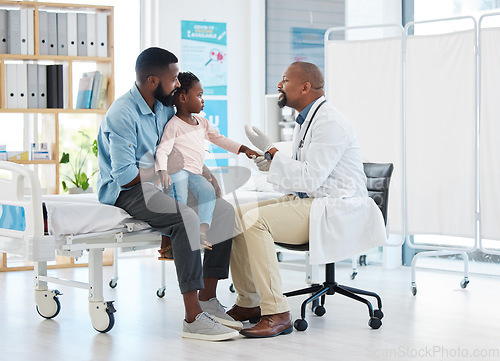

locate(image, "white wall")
[[345, 0, 402, 39], [148, 0, 266, 144]]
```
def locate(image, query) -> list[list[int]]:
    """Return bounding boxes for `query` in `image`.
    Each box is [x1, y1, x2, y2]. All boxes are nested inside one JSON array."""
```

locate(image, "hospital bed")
[[0, 160, 282, 333]]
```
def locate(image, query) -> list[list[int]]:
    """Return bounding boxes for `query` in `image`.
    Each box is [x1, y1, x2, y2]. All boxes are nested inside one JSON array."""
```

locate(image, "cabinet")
[[0, 1, 114, 271]]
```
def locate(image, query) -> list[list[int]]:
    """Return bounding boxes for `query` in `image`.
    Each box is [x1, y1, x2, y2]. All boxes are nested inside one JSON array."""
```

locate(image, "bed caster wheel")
[[229, 283, 235, 293], [35, 289, 62, 319], [411, 282, 417, 296], [156, 288, 166, 298], [460, 277, 469, 289], [90, 301, 116, 333], [276, 251, 283, 262], [314, 305, 326, 317], [369, 317, 382, 329], [294, 318, 308, 331], [109, 279, 118, 288], [350, 271, 358, 280], [374, 309, 384, 320]]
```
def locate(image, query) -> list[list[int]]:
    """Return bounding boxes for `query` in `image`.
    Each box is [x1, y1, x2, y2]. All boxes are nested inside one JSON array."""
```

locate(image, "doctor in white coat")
[[227, 62, 387, 339]]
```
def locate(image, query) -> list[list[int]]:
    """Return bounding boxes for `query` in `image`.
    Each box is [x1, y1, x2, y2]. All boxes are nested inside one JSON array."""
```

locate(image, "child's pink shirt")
[[155, 114, 241, 174]]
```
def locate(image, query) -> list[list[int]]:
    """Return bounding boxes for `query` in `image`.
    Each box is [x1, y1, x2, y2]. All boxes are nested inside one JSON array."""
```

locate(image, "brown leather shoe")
[[226, 304, 261, 323], [239, 311, 293, 338]]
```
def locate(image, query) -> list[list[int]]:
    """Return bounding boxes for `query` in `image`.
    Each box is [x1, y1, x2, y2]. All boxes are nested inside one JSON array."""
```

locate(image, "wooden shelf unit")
[[0, 1, 115, 271]]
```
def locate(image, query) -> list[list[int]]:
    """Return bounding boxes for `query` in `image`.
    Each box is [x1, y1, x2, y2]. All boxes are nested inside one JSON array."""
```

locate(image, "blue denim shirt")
[[97, 84, 175, 205]]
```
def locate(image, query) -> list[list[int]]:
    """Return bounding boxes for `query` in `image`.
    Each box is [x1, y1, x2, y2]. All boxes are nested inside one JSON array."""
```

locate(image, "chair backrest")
[[363, 163, 394, 226]]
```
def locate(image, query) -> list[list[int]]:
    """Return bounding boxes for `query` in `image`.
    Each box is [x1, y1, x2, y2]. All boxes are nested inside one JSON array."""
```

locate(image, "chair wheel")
[[374, 309, 384, 319], [368, 317, 382, 329], [314, 305, 326, 317], [460, 278, 469, 289], [156, 288, 166, 298], [411, 284, 417, 296], [294, 318, 308, 331], [109, 279, 117, 288], [229, 283, 235, 293], [350, 272, 357, 280]]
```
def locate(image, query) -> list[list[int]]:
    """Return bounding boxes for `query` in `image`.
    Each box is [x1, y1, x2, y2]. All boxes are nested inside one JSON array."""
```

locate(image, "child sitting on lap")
[[155, 71, 259, 260]]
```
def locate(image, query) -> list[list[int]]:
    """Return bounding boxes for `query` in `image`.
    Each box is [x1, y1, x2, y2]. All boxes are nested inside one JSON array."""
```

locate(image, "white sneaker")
[[199, 298, 243, 330], [182, 312, 239, 341]]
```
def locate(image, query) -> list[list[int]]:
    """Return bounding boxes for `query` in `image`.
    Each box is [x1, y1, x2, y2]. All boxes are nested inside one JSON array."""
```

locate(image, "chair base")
[[284, 263, 384, 331]]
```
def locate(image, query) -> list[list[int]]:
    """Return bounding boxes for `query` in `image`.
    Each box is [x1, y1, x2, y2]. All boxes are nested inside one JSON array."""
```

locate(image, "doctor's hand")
[[253, 154, 271, 172], [244, 125, 274, 152]]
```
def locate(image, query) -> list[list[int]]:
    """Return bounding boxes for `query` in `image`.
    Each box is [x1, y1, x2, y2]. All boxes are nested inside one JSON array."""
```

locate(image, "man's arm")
[[122, 167, 157, 187]]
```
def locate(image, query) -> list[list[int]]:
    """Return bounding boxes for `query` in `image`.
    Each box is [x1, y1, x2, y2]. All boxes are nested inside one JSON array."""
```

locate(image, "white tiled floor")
[[0, 256, 499, 361]]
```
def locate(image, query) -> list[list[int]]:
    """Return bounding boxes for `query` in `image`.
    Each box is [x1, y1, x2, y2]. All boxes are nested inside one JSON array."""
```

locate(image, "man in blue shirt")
[[97, 47, 240, 341]]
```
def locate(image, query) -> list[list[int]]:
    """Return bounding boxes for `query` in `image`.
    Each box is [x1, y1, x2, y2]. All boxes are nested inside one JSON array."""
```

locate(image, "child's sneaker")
[[199, 298, 243, 330]]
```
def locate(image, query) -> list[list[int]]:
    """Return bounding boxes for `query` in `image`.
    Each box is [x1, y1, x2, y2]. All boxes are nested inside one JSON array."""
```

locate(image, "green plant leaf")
[[92, 140, 98, 157], [60, 152, 70, 164], [62, 180, 68, 192]]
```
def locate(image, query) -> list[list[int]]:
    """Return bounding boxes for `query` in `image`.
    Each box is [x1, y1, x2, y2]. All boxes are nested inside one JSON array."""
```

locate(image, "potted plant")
[[59, 131, 98, 193]]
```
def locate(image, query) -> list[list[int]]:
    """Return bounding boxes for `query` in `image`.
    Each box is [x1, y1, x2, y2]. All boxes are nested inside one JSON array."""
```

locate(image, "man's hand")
[[167, 146, 184, 175], [253, 154, 271, 172], [202, 165, 222, 198], [155, 170, 171, 191], [244, 125, 274, 152], [238, 145, 260, 159]]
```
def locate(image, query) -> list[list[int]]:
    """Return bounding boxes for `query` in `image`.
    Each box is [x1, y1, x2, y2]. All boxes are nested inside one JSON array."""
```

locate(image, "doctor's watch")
[[264, 147, 278, 160]]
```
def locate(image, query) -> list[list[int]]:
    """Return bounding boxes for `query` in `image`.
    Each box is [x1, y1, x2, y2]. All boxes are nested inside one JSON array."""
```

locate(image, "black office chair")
[[276, 162, 394, 331]]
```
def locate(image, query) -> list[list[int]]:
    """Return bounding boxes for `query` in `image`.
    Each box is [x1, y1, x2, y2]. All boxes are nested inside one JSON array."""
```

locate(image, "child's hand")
[[239, 145, 260, 159], [158, 170, 171, 191]]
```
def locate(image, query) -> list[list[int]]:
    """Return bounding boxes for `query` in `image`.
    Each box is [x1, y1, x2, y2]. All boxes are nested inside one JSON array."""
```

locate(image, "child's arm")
[[155, 122, 178, 172], [238, 144, 260, 159]]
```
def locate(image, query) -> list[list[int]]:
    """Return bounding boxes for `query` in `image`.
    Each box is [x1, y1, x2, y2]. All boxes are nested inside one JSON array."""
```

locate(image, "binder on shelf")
[[20, 8, 28, 54], [86, 13, 96, 57], [46, 64, 59, 108], [47, 12, 57, 56], [67, 12, 77, 56], [75, 76, 93, 109], [97, 75, 108, 109], [0, 10, 7, 54], [56, 13, 68, 56], [56, 64, 64, 108], [38, 11, 48, 55], [17, 63, 28, 109], [38, 64, 47, 109], [90, 71, 101, 109], [77, 13, 87, 56], [5, 63, 17, 108], [7, 10, 21, 54], [27, 64, 38, 108], [96, 12, 108, 57], [26, 8, 34, 55]]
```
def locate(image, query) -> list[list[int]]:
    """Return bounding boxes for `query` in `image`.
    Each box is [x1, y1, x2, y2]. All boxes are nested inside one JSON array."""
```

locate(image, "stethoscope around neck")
[[296, 100, 327, 151]]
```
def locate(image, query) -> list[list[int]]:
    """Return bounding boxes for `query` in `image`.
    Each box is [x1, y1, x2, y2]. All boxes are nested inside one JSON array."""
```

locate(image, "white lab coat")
[[267, 96, 387, 264]]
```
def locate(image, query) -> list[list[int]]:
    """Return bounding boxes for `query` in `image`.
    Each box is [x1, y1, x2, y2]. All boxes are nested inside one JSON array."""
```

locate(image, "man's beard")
[[277, 91, 287, 108], [154, 81, 176, 107]]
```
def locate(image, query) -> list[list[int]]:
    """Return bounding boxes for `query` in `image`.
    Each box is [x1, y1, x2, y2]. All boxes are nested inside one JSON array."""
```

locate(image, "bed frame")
[[0, 161, 162, 333]]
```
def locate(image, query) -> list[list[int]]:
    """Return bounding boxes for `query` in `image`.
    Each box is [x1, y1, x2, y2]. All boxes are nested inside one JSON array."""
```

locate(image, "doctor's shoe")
[[182, 312, 239, 341], [239, 311, 293, 338], [199, 298, 243, 330], [226, 304, 261, 323]]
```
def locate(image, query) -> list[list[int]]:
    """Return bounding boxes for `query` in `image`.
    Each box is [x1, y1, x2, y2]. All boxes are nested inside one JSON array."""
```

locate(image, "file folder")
[[96, 12, 108, 57], [67, 12, 77, 56], [20, 8, 28, 54], [38, 11, 48, 55], [97, 75, 108, 109], [38, 64, 47, 109], [5, 63, 17, 108], [27, 63, 38, 108], [47, 12, 57, 56], [56, 64, 64, 108], [57, 13, 68, 56], [26, 8, 34, 55], [17, 63, 28, 109], [86, 13, 96, 57], [46, 64, 59, 108], [77, 13, 87, 56], [7, 10, 21, 54], [0, 10, 7, 54]]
